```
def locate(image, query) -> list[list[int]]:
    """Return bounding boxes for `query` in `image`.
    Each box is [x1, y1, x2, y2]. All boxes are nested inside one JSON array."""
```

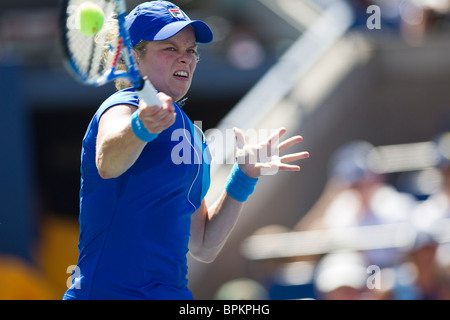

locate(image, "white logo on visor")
[[169, 8, 185, 19]]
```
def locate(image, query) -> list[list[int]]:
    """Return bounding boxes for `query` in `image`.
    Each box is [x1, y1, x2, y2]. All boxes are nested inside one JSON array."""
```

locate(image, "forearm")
[[205, 192, 244, 255], [190, 163, 259, 262], [190, 192, 245, 263]]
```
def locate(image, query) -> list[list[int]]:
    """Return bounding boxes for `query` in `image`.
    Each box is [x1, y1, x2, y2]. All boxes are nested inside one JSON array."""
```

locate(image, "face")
[[136, 26, 198, 102]]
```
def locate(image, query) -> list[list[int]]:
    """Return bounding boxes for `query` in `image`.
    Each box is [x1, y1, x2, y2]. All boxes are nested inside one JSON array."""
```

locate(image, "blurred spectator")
[[434, 243, 450, 299], [0, 213, 80, 299], [242, 224, 307, 300], [0, 255, 57, 299], [226, 28, 266, 70], [411, 132, 450, 230], [294, 141, 417, 268], [386, 230, 444, 299], [313, 251, 373, 300], [397, 0, 450, 44], [214, 277, 268, 300], [383, 132, 450, 300]]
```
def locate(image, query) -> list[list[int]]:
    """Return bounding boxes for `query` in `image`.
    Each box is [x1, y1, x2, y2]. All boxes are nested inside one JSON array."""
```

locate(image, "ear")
[[132, 49, 140, 66]]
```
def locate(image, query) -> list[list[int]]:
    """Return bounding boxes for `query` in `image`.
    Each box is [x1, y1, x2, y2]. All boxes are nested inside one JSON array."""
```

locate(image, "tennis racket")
[[59, 0, 162, 107]]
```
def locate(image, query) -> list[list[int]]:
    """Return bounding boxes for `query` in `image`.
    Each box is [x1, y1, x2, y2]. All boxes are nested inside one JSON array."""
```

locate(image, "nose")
[[178, 51, 196, 65]]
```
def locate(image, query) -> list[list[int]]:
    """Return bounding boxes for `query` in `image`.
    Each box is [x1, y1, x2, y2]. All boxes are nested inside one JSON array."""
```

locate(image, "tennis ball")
[[79, 2, 104, 36]]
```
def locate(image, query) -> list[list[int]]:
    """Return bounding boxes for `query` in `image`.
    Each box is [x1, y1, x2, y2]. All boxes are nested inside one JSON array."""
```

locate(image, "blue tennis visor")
[[125, 1, 214, 47]]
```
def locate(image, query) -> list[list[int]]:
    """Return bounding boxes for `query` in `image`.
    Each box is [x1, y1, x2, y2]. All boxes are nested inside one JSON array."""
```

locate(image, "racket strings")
[[64, 0, 118, 84]]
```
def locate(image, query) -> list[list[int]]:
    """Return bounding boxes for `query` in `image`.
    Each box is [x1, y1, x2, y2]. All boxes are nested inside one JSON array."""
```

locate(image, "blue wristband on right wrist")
[[130, 109, 158, 143], [225, 163, 259, 202]]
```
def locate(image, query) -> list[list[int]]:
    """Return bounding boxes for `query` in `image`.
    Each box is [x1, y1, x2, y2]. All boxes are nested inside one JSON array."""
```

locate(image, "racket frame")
[[59, 0, 161, 107]]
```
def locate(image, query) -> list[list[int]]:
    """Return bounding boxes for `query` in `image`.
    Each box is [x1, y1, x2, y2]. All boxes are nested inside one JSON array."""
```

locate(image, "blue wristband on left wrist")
[[130, 109, 158, 143], [225, 163, 259, 202]]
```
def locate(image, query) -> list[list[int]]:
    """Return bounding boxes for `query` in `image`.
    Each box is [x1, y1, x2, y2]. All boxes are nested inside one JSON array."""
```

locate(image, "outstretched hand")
[[233, 127, 310, 178]]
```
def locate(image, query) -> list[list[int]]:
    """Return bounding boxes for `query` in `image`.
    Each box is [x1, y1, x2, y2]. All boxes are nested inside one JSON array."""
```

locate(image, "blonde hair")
[[98, 15, 149, 91]]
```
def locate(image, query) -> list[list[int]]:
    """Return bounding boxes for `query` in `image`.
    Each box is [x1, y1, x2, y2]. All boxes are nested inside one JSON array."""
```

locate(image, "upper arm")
[[96, 104, 144, 179], [97, 104, 137, 145]]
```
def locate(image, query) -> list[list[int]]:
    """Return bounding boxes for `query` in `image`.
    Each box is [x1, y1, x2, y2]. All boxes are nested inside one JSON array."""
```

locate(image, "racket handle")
[[136, 77, 162, 108]]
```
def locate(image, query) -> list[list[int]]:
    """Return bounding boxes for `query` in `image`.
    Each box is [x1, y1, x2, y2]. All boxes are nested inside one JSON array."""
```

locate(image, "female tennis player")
[[63, 1, 309, 300]]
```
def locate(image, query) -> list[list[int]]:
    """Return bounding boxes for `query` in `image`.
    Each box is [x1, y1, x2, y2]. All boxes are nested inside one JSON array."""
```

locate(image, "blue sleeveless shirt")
[[63, 88, 210, 300]]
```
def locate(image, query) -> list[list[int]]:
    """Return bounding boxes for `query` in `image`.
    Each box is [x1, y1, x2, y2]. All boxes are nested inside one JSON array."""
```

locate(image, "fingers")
[[264, 129, 305, 158], [277, 164, 301, 171], [280, 151, 310, 164], [140, 108, 176, 133], [255, 162, 301, 176], [138, 93, 176, 133], [146, 112, 176, 133], [264, 127, 286, 146], [278, 135, 303, 153]]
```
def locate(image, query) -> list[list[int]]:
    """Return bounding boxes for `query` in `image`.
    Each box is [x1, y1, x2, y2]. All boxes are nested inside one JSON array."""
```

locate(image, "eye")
[[188, 48, 200, 62], [164, 47, 176, 52], [187, 48, 197, 55]]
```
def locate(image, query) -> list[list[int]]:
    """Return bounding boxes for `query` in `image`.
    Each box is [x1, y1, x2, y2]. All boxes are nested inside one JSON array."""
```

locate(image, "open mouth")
[[173, 71, 188, 79]]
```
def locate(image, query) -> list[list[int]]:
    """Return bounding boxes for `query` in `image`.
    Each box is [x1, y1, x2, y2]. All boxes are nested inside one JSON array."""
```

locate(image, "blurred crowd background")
[[2, 0, 450, 300]]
